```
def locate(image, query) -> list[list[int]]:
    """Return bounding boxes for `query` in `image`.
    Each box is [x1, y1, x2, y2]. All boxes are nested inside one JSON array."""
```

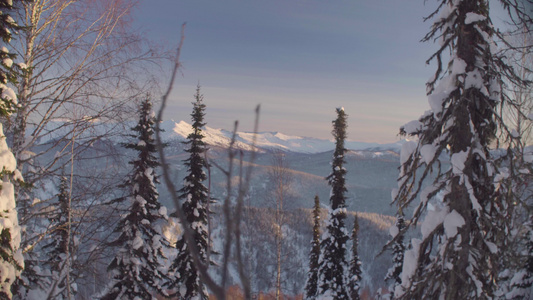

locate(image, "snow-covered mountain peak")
[[162, 120, 403, 154], [172, 120, 192, 136], [272, 132, 303, 141]]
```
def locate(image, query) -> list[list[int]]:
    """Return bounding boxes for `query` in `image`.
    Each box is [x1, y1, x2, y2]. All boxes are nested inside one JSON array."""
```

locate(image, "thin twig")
[[234, 105, 261, 299], [221, 121, 239, 291]]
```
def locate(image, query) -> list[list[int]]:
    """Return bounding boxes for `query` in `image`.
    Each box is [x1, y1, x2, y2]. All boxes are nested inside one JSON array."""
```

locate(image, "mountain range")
[[33, 119, 406, 154], [160, 120, 405, 154]]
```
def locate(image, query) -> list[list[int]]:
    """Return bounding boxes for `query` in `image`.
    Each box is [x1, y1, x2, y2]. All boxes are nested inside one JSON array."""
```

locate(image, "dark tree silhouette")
[[317, 107, 350, 299], [166, 85, 211, 299], [101, 98, 169, 299]]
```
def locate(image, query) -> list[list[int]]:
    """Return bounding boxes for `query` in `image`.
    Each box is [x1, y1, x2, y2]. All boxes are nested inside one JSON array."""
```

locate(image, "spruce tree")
[[0, 0, 24, 298], [0, 130, 22, 300], [384, 212, 405, 299], [41, 176, 75, 299], [393, 1, 531, 298], [101, 98, 169, 300], [507, 222, 533, 299], [166, 85, 210, 299], [348, 215, 362, 300], [305, 195, 321, 299], [495, 120, 533, 298], [317, 107, 349, 299]]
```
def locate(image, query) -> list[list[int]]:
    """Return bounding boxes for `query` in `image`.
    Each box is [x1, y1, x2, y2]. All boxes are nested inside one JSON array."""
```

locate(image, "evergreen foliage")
[[348, 215, 362, 300], [41, 176, 75, 299], [305, 195, 321, 299], [166, 85, 210, 299], [494, 120, 533, 298], [520, 227, 533, 293], [317, 107, 349, 299], [384, 212, 405, 298], [0, 0, 21, 117], [507, 221, 533, 299], [0, 1, 24, 298], [393, 0, 531, 298], [101, 98, 169, 300]]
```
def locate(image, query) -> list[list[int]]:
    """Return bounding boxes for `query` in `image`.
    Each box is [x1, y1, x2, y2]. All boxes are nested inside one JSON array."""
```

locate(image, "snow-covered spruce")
[[384, 212, 405, 299], [317, 107, 350, 299], [100, 98, 170, 299], [394, 1, 514, 299], [492, 135, 533, 296], [166, 85, 211, 299], [0, 123, 23, 300], [40, 176, 76, 299], [505, 221, 533, 300], [0, 1, 24, 298], [305, 195, 321, 299], [348, 215, 362, 300]]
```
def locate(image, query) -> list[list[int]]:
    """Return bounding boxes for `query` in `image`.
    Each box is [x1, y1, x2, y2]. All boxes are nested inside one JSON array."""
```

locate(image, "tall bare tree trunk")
[[268, 150, 292, 300]]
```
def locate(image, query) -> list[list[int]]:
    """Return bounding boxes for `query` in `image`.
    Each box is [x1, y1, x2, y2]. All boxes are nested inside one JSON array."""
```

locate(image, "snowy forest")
[[0, 0, 533, 300]]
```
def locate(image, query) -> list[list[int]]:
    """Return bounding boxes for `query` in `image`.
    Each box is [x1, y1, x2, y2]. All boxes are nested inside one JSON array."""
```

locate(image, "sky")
[[133, 1, 446, 143]]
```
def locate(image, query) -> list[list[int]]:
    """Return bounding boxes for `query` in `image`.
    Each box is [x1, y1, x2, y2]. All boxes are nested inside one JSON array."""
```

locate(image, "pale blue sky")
[[135, 1, 440, 143]]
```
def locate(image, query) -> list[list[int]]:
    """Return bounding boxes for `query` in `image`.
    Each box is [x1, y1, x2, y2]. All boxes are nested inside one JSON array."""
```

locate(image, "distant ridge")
[[30, 119, 405, 154], [161, 120, 405, 154]]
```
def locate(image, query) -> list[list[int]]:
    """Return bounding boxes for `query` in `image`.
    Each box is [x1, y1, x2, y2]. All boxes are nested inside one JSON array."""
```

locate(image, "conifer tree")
[[495, 117, 533, 298], [166, 85, 210, 299], [0, 130, 22, 300], [507, 222, 533, 299], [394, 1, 532, 298], [100, 98, 169, 300], [41, 176, 75, 299], [384, 212, 405, 298], [317, 107, 349, 299], [305, 195, 321, 299], [0, 0, 24, 298], [348, 215, 362, 300]]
